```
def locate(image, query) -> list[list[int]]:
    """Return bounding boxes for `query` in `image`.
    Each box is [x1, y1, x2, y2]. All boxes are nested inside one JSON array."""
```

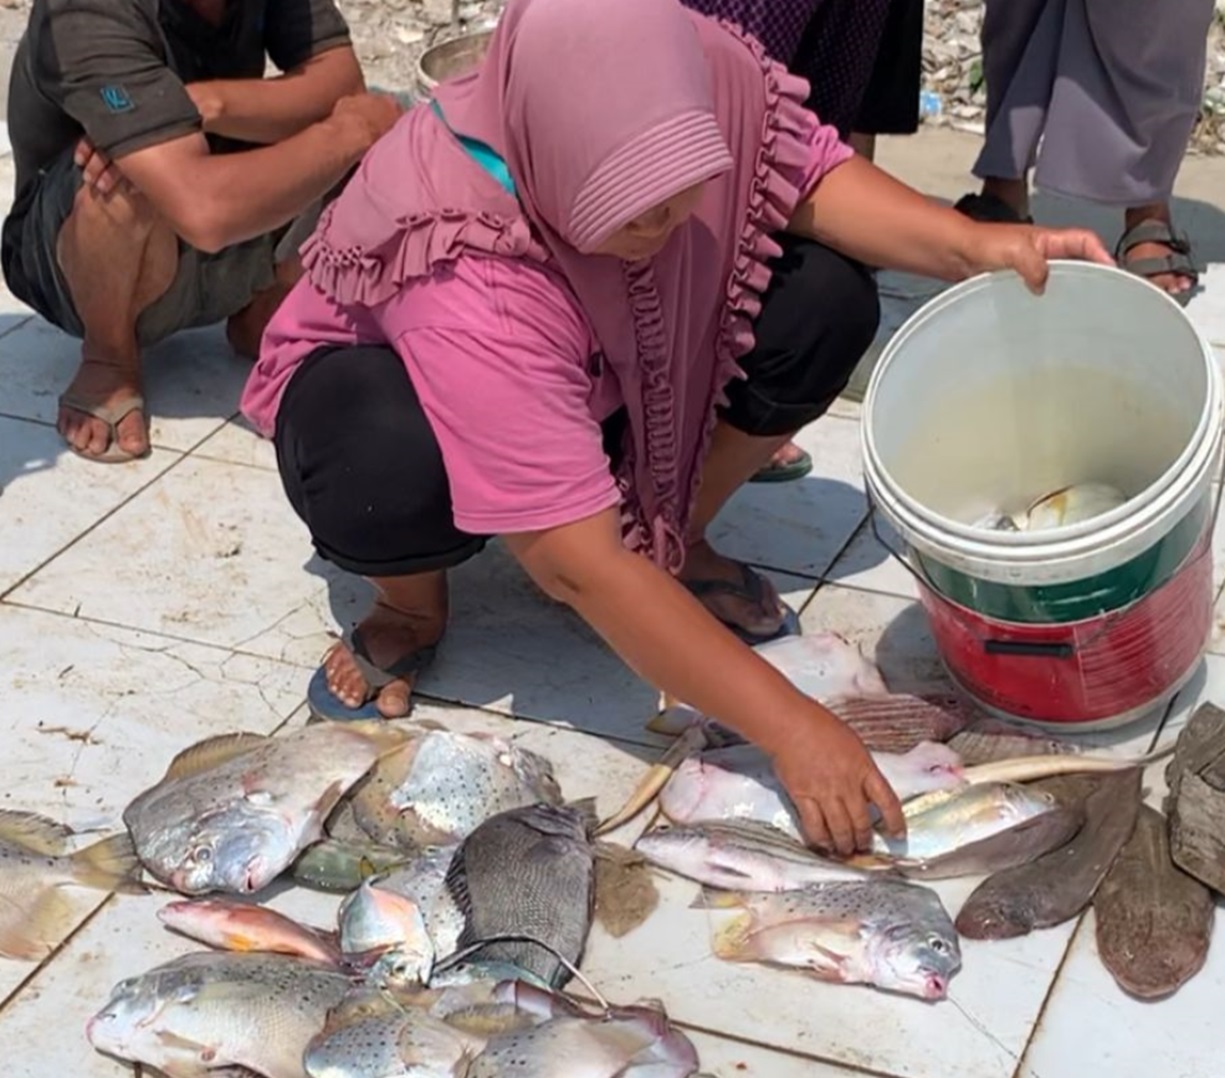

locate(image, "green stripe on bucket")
[[914, 498, 1211, 624]]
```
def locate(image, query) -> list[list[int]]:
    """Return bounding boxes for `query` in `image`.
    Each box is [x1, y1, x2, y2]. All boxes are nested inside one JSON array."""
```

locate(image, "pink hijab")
[[301, 0, 820, 569]]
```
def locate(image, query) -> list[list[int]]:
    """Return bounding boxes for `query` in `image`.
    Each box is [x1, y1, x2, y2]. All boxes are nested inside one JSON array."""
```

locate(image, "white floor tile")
[[0, 320, 247, 452], [0, 603, 304, 999], [684, 1029, 865, 1076], [825, 515, 918, 599], [706, 417, 867, 579], [0, 416, 176, 594], [1019, 908, 1225, 1078], [194, 415, 278, 470]]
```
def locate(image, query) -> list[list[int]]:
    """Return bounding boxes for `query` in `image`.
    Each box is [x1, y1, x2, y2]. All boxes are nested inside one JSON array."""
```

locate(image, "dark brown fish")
[[955, 770, 1143, 940], [823, 693, 973, 752], [1094, 804, 1215, 999]]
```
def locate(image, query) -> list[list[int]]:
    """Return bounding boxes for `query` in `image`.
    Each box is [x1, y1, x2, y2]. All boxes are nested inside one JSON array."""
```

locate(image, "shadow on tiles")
[[302, 542, 664, 753]]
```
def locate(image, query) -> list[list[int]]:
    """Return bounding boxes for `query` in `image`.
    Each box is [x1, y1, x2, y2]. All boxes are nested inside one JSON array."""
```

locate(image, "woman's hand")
[[767, 705, 907, 856], [962, 221, 1115, 294]]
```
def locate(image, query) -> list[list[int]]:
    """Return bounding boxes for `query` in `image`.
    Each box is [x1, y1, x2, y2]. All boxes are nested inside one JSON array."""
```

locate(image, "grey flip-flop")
[[1115, 219, 1199, 307], [683, 562, 799, 646], [307, 626, 437, 722], [57, 393, 150, 464]]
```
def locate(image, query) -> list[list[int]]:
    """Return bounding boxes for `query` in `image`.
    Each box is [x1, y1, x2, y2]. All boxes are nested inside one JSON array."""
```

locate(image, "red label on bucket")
[[919, 530, 1213, 727]]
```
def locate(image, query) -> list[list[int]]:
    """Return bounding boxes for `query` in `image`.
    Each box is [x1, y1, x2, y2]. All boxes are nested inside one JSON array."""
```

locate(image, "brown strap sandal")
[[57, 393, 150, 464], [1115, 219, 1199, 306]]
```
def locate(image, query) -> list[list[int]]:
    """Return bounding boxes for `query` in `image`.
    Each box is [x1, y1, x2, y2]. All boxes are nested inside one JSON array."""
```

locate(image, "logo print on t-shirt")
[[99, 85, 135, 114]]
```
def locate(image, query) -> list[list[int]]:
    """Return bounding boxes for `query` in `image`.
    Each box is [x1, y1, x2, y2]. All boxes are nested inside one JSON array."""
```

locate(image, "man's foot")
[[1117, 210, 1198, 300], [57, 352, 149, 461], [680, 539, 788, 642], [318, 588, 448, 720]]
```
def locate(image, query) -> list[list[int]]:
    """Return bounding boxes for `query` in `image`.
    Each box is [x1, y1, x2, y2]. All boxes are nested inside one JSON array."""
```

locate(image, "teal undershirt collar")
[[431, 99, 517, 197]]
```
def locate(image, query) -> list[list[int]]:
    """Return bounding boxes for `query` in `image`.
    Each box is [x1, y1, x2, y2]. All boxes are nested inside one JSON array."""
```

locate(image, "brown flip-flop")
[[57, 393, 150, 464]]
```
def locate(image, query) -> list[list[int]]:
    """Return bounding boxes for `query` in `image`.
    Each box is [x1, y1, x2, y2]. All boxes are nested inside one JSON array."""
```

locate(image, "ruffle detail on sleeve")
[[302, 199, 543, 308]]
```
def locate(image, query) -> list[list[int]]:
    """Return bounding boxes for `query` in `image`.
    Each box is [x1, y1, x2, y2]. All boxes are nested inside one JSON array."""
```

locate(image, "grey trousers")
[[973, 0, 1215, 205]]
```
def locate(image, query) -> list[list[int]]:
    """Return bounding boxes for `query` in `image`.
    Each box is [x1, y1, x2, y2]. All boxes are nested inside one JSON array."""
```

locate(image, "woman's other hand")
[[964, 221, 1115, 294]]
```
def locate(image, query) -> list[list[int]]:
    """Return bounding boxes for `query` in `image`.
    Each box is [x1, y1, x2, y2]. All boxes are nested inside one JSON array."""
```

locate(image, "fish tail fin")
[[689, 887, 744, 911], [70, 833, 146, 895], [0, 886, 76, 961], [565, 797, 601, 834]]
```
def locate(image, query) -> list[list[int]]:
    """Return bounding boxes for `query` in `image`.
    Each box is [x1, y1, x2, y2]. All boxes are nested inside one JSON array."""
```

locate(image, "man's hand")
[[768, 705, 907, 856], [74, 137, 126, 197], [963, 221, 1116, 294], [185, 83, 225, 131], [327, 92, 405, 152]]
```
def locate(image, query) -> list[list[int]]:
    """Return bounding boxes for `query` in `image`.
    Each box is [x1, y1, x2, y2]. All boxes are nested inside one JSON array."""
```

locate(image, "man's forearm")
[[172, 115, 367, 251], [788, 155, 979, 282], [191, 47, 365, 144]]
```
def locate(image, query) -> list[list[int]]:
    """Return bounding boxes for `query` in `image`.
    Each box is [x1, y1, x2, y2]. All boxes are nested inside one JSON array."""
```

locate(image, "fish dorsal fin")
[[565, 797, 600, 836], [164, 733, 269, 781], [443, 845, 474, 921], [0, 810, 75, 854]]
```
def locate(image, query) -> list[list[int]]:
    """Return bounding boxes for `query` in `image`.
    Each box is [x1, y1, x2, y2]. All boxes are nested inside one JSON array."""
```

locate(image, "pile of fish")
[[4, 628, 1218, 1078]]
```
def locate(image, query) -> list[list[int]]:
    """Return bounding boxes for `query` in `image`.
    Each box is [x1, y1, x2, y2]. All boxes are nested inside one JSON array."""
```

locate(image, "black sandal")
[[306, 626, 437, 721]]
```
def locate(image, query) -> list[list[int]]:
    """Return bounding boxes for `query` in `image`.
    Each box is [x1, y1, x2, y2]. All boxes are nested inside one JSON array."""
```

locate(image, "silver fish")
[[124, 722, 410, 895], [0, 810, 143, 960], [658, 741, 964, 838], [350, 727, 563, 850], [87, 951, 352, 1078], [338, 877, 434, 982], [635, 820, 872, 892], [692, 880, 961, 1000], [853, 781, 1081, 879], [304, 988, 482, 1078], [470, 1004, 701, 1077], [446, 802, 596, 988]]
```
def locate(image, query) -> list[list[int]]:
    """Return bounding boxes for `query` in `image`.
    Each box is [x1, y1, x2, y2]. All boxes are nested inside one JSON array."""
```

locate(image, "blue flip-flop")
[[683, 562, 801, 647], [307, 627, 437, 723]]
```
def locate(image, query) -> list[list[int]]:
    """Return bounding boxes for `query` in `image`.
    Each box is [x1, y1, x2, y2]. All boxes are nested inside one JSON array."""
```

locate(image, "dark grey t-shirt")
[[6, 0, 352, 196]]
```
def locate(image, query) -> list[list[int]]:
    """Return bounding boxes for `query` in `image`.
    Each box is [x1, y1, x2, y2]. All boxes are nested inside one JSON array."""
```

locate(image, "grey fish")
[[303, 988, 481, 1078], [635, 820, 872, 892], [87, 951, 352, 1078], [445, 802, 596, 988], [0, 810, 143, 960], [853, 781, 1081, 880], [692, 879, 961, 1000], [124, 722, 411, 895], [956, 770, 1143, 939], [469, 1005, 701, 1077], [1094, 804, 1215, 1000], [292, 837, 411, 893], [350, 727, 563, 850]]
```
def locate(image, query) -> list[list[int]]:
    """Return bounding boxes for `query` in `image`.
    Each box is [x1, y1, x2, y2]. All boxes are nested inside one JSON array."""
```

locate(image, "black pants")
[[275, 237, 879, 578]]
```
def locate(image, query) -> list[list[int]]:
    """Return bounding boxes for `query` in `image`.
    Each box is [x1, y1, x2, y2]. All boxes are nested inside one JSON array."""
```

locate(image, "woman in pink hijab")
[[242, 0, 1109, 854]]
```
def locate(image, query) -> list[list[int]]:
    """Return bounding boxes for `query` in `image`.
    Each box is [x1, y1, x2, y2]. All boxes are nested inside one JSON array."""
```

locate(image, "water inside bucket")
[[886, 365, 1193, 528]]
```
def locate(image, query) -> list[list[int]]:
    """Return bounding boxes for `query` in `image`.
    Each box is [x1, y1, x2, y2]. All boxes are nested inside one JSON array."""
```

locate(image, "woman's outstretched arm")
[[504, 507, 906, 856], [787, 154, 1113, 290]]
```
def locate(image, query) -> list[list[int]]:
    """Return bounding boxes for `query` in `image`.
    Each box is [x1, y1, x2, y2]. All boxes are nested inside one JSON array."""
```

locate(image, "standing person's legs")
[[1036, 0, 1214, 298], [958, 0, 1060, 223], [684, 236, 880, 638], [848, 0, 924, 163], [274, 344, 487, 719]]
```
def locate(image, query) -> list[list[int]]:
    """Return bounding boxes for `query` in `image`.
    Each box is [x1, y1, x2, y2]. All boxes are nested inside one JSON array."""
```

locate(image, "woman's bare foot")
[[58, 348, 148, 459], [680, 539, 785, 639], [323, 571, 449, 718]]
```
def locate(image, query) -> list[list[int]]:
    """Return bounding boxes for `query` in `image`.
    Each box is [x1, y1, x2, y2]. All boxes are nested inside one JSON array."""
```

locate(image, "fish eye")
[[191, 845, 213, 863], [929, 937, 949, 954]]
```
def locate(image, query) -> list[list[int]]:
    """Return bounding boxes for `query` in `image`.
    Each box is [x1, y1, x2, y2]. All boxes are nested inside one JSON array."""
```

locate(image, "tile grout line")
[[1009, 915, 1088, 1078], [0, 314, 32, 341]]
